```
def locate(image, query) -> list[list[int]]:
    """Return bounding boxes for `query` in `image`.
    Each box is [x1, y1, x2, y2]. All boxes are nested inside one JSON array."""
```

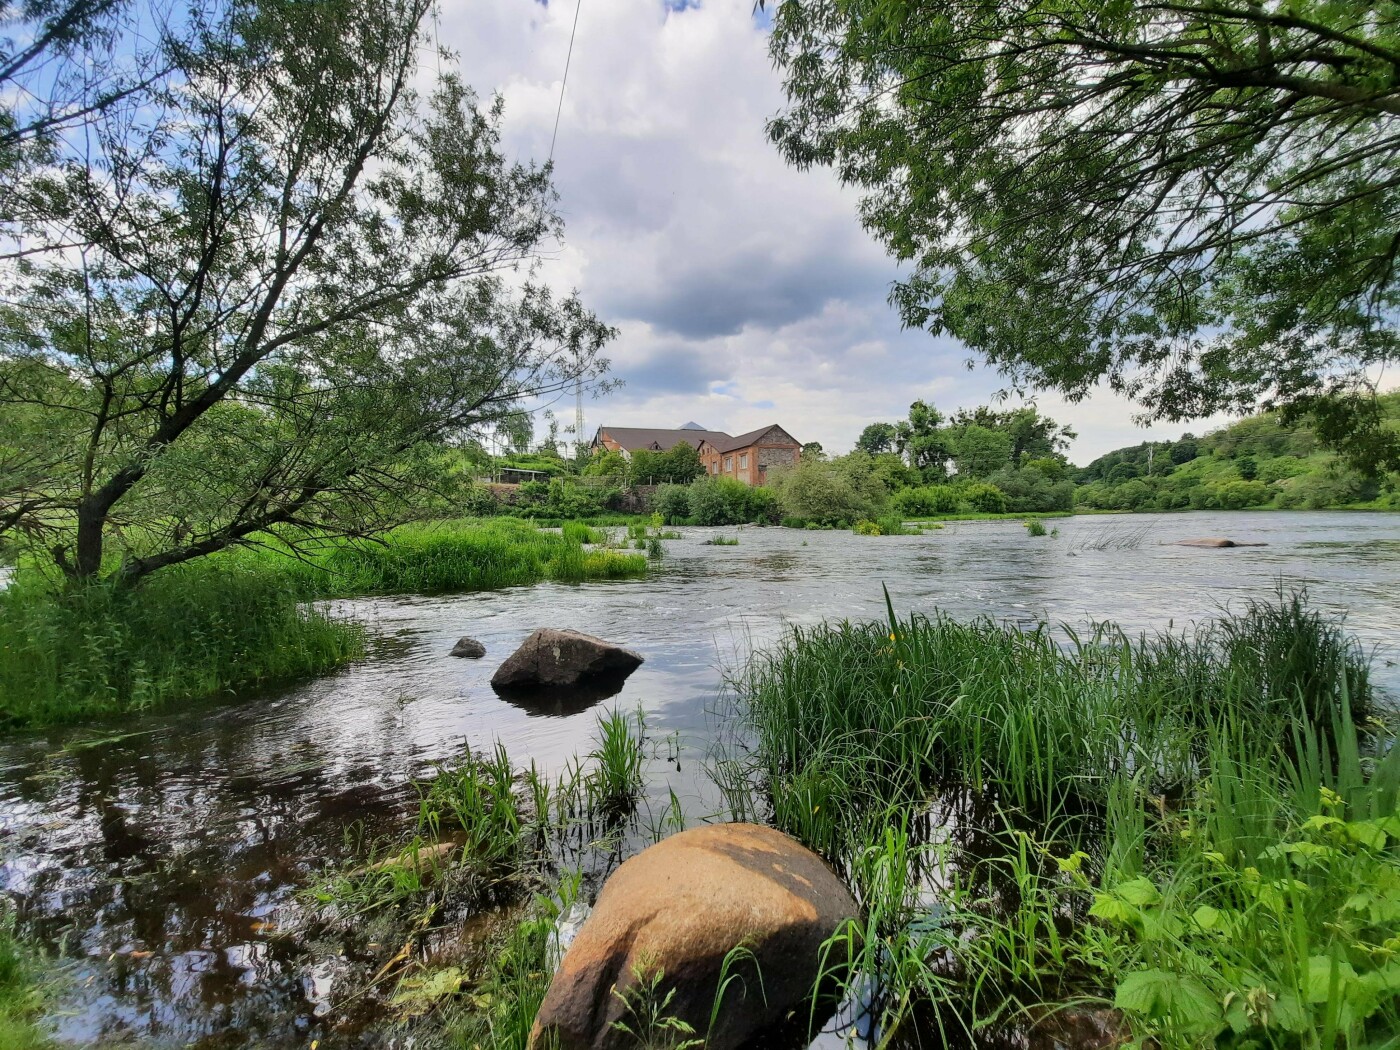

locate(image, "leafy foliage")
[[0, 0, 612, 586], [766, 0, 1400, 471]]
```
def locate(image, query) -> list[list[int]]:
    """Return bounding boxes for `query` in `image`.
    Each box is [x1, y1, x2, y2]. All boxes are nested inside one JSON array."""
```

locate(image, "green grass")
[[1, 518, 647, 730], [0, 559, 364, 729], [727, 590, 1396, 1047], [300, 710, 657, 1047], [318, 518, 644, 594], [0, 909, 52, 1050], [1025, 518, 1048, 537], [904, 509, 1073, 524]]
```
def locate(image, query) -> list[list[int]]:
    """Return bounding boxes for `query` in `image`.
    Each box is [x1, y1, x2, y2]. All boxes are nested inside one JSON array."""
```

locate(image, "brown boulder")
[[491, 629, 643, 689], [529, 823, 857, 1050]]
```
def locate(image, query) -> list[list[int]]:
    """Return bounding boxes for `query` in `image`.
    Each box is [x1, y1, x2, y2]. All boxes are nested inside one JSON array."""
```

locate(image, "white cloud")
[[438, 0, 1239, 465]]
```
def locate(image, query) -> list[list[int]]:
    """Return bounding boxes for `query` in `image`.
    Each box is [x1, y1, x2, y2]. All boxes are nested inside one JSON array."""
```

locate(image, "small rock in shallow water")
[[450, 637, 486, 658], [1174, 537, 1267, 548]]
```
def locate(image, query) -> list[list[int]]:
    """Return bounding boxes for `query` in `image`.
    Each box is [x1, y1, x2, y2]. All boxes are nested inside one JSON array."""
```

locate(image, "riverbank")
[[0, 518, 647, 730], [3, 511, 1396, 1048], [0, 910, 51, 1050], [281, 590, 1398, 1049]]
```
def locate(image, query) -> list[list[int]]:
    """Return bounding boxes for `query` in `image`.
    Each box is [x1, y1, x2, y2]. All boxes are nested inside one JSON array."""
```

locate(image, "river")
[[2, 511, 1398, 1047]]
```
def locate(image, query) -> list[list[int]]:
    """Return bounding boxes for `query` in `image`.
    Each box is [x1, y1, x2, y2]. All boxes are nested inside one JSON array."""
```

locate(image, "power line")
[[548, 0, 582, 165]]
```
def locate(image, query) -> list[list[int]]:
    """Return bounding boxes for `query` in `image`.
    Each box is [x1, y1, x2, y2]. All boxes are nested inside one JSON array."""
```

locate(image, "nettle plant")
[[1076, 785, 1400, 1047]]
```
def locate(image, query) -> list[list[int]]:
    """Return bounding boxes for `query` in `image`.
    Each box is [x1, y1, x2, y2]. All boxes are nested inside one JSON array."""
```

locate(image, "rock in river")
[[529, 822, 857, 1050], [1174, 537, 1268, 548], [490, 629, 642, 689], [450, 636, 486, 658]]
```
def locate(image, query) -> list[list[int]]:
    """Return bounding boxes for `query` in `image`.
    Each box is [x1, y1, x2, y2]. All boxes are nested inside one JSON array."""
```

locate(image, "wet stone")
[[450, 636, 487, 658]]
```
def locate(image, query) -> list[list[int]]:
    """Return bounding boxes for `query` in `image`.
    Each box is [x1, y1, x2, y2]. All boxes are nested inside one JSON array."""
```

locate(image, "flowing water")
[[3, 511, 1399, 1047]]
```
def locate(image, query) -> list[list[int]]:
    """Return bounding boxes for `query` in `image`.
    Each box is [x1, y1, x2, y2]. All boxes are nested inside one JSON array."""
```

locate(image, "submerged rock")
[[529, 822, 856, 1050], [1174, 537, 1268, 548], [490, 629, 642, 689], [450, 637, 487, 658], [1028, 1004, 1131, 1049]]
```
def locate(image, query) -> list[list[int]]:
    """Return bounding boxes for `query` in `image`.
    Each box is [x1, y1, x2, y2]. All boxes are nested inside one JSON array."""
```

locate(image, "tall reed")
[[730, 591, 1394, 1048]]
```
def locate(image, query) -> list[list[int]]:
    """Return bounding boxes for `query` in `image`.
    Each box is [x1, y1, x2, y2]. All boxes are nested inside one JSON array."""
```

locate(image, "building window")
[[724, 456, 733, 471], [739, 453, 748, 468], [711, 461, 718, 474]]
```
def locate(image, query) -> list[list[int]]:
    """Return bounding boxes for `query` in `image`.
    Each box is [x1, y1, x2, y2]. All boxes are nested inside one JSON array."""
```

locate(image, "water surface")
[[3, 511, 1397, 1046]]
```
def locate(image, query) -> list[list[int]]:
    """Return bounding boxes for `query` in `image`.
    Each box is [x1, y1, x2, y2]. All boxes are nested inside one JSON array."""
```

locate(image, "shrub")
[[853, 519, 881, 535], [768, 458, 882, 526], [688, 477, 754, 526], [1213, 479, 1272, 509], [651, 484, 691, 524], [894, 485, 959, 516], [985, 467, 1075, 512], [960, 481, 1007, 513]]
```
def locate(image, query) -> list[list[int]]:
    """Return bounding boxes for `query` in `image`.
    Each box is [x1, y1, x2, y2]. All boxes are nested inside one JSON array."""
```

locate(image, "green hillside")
[[1075, 393, 1400, 512]]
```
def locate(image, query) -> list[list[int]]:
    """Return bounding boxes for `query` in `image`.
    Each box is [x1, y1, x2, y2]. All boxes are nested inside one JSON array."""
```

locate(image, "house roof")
[[708, 425, 800, 453], [596, 423, 802, 454], [594, 426, 731, 452]]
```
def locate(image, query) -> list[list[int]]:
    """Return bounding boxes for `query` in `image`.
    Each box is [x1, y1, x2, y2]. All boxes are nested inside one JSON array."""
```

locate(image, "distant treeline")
[[1075, 393, 1400, 512], [450, 393, 1400, 526]]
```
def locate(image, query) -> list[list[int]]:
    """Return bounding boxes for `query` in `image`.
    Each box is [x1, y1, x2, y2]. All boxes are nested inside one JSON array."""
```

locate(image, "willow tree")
[[766, 0, 1400, 470], [0, 0, 612, 585]]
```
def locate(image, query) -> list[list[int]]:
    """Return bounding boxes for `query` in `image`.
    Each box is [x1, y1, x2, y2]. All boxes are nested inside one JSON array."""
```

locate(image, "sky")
[[438, 0, 1233, 466]]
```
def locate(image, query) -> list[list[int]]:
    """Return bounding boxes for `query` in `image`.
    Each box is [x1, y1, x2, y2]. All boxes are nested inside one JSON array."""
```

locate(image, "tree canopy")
[[766, 0, 1400, 471], [855, 421, 897, 455], [0, 0, 612, 585]]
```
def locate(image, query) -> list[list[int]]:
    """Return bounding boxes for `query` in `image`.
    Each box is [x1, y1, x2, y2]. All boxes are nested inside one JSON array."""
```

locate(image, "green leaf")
[[1114, 969, 1222, 1032], [1305, 955, 1358, 1005], [1113, 877, 1162, 907], [1089, 893, 1138, 925], [1192, 904, 1224, 930], [1342, 820, 1388, 850]]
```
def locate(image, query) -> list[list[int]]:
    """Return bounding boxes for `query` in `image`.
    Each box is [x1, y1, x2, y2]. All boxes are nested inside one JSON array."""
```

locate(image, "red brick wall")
[[699, 442, 799, 486]]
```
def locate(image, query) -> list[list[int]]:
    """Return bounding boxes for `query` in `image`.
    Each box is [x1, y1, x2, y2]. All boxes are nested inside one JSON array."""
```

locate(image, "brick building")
[[591, 423, 801, 486]]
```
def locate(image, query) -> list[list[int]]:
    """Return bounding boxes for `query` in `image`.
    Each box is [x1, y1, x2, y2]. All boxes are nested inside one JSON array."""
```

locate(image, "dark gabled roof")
[[595, 426, 732, 452], [709, 425, 800, 453]]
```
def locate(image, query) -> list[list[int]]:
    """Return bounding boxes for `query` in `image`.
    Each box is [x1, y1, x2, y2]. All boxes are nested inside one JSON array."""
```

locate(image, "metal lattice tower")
[[575, 377, 585, 458]]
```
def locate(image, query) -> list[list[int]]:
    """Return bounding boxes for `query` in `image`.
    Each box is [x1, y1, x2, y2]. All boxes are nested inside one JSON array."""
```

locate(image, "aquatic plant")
[[728, 592, 1397, 1048], [0, 906, 53, 1050], [1071, 522, 1154, 552], [587, 708, 647, 816], [0, 518, 647, 729], [1025, 519, 1048, 537], [562, 521, 605, 546], [0, 561, 364, 729], [702, 535, 739, 546]]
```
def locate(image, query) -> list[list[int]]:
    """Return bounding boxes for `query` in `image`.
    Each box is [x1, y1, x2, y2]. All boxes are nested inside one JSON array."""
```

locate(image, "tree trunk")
[[73, 500, 106, 581]]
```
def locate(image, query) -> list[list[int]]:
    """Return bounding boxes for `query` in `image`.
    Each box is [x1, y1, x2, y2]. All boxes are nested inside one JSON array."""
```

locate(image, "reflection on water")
[[2, 511, 1398, 1047]]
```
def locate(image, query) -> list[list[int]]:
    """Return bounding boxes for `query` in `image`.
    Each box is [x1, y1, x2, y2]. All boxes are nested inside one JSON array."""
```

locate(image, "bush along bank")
[[0, 518, 648, 730], [728, 590, 1399, 1048]]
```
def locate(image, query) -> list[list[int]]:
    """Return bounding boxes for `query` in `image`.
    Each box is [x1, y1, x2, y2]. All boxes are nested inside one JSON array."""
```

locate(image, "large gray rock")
[[529, 823, 857, 1050], [490, 629, 642, 689]]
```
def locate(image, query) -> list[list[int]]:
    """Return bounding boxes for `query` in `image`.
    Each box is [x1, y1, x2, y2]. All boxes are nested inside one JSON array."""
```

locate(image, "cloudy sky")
[[439, 0, 1228, 465]]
